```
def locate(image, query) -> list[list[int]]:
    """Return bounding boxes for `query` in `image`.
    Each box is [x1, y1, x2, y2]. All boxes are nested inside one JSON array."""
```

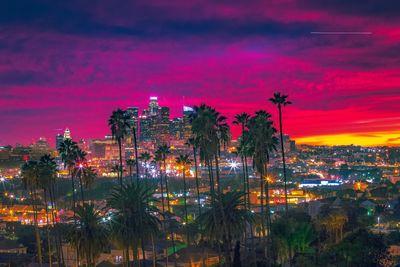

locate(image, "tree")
[[108, 109, 130, 186], [176, 154, 192, 243], [73, 163, 96, 203], [198, 191, 254, 266], [108, 181, 160, 267], [269, 92, 292, 215], [233, 112, 251, 209], [126, 158, 136, 182], [58, 139, 82, 209], [65, 204, 109, 267], [321, 211, 348, 244], [139, 152, 152, 179], [155, 145, 171, 212], [186, 137, 202, 216], [21, 160, 43, 265]]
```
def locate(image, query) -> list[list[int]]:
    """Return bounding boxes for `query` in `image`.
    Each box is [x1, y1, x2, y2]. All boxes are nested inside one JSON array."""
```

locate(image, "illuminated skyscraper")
[[56, 134, 63, 150], [63, 128, 71, 140], [155, 106, 170, 144], [149, 96, 159, 115], [182, 106, 193, 140], [126, 107, 139, 145]]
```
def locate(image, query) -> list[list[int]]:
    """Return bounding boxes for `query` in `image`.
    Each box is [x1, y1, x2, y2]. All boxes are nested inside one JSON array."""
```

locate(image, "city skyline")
[[1, 1, 400, 146]]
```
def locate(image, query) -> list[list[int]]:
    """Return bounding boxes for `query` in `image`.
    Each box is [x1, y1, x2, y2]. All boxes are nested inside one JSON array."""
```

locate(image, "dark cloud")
[[0, 70, 51, 86]]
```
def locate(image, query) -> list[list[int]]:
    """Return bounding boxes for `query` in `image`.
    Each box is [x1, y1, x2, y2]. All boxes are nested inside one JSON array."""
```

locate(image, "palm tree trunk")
[[163, 159, 171, 212], [44, 190, 52, 267], [133, 126, 140, 182], [241, 155, 247, 207], [78, 171, 85, 204], [118, 139, 124, 186], [50, 183, 64, 266], [31, 189, 43, 266], [129, 165, 133, 183], [278, 105, 289, 216], [214, 155, 221, 193], [259, 169, 266, 238], [141, 239, 146, 267], [159, 167, 165, 215], [193, 147, 202, 216], [182, 169, 189, 244], [151, 234, 156, 267], [244, 155, 251, 210], [264, 163, 272, 267]]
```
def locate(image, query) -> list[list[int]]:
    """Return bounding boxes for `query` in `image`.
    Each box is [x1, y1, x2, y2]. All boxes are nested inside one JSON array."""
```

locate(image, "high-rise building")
[[63, 128, 71, 140], [140, 115, 153, 141], [182, 106, 193, 140], [56, 134, 63, 150], [149, 96, 159, 115], [170, 118, 183, 140], [155, 106, 170, 144], [126, 107, 139, 145]]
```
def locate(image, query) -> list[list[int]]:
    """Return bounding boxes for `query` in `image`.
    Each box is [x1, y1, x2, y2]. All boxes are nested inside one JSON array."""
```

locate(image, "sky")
[[1, 0, 400, 146]]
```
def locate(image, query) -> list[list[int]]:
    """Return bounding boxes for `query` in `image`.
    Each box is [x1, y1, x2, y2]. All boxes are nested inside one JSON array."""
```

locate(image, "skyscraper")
[[149, 96, 159, 115], [155, 106, 170, 144], [63, 128, 71, 140], [126, 107, 139, 145], [56, 134, 63, 150], [182, 106, 193, 140]]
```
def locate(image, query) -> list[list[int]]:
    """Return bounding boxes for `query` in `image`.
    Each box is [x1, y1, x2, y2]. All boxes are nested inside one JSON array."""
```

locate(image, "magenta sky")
[[1, 0, 400, 146]]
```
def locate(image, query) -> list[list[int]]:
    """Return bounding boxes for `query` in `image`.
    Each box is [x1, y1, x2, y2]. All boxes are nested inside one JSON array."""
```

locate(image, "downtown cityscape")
[[1, 1, 400, 267]]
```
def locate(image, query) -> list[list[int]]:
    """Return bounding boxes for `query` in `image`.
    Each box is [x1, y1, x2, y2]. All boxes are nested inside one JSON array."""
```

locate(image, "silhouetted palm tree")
[[126, 158, 136, 182], [108, 181, 160, 267], [155, 144, 171, 212], [65, 204, 109, 267], [198, 191, 253, 266], [233, 112, 251, 208], [59, 139, 82, 209], [73, 163, 96, 203], [269, 92, 291, 215], [21, 160, 43, 265], [186, 137, 202, 215], [176, 154, 192, 243], [139, 152, 152, 179], [108, 109, 130, 186]]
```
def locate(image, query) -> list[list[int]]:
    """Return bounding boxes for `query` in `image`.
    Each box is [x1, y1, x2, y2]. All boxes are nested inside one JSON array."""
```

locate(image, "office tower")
[[56, 134, 63, 150], [182, 106, 193, 141], [149, 96, 159, 115], [170, 118, 183, 140], [140, 115, 153, 141], [63, 128, 71, 140], [155, 106, 170, 144], [126, 107, 139, 145]]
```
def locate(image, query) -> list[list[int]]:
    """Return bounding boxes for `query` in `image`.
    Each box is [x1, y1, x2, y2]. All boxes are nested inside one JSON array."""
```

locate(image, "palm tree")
[[126, 158, 136, 182], [233, 112, 251, 208], [269, 92, 292, 215], [130, 119, 140, 182], [153, 151, 165, 214], [21, 160, 43, 265], [198, 191, 254, 266], [176, 154, 192, 243], [73, 164, 96, 203], [65, 204, 109, 267], [38, 155, 65, 265], [186, 137, 202, 216], [108, 181, 160, 267], [155, 144, 171, 212], [58, 139, 82, 210], [109, 109, 131, 186], [139, 152, 152, 179], [215, 115, 230, 193], [190, 104, 219, 195], [38, 154, 58, 265], [321, 212, 348, 244]]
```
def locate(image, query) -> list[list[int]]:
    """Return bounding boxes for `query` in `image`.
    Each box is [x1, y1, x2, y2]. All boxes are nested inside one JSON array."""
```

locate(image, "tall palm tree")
[[126, 158, 136, 182], [108, 181, 160, 267], [38, 154, 58, 265], [153, 151, 165, 214], [198, 191, 254, 266], [215, 115, 230, 193], [59, 139, 82, 209], [233, 113, 251, 208], [73, 164, 96, 203], [186, 137, 202, 216], [176, 154, 192, 243], [155, 144, 171, 212], [269, 92, 292, 215], [108, 109, 131, 186], [65, 204, 109, 267], [38, 155, 65, 265], [139, 152, 152, 179], [247, 111, 278, 264], [130, 120, 140, 182], [21, 160, 43, 265]]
